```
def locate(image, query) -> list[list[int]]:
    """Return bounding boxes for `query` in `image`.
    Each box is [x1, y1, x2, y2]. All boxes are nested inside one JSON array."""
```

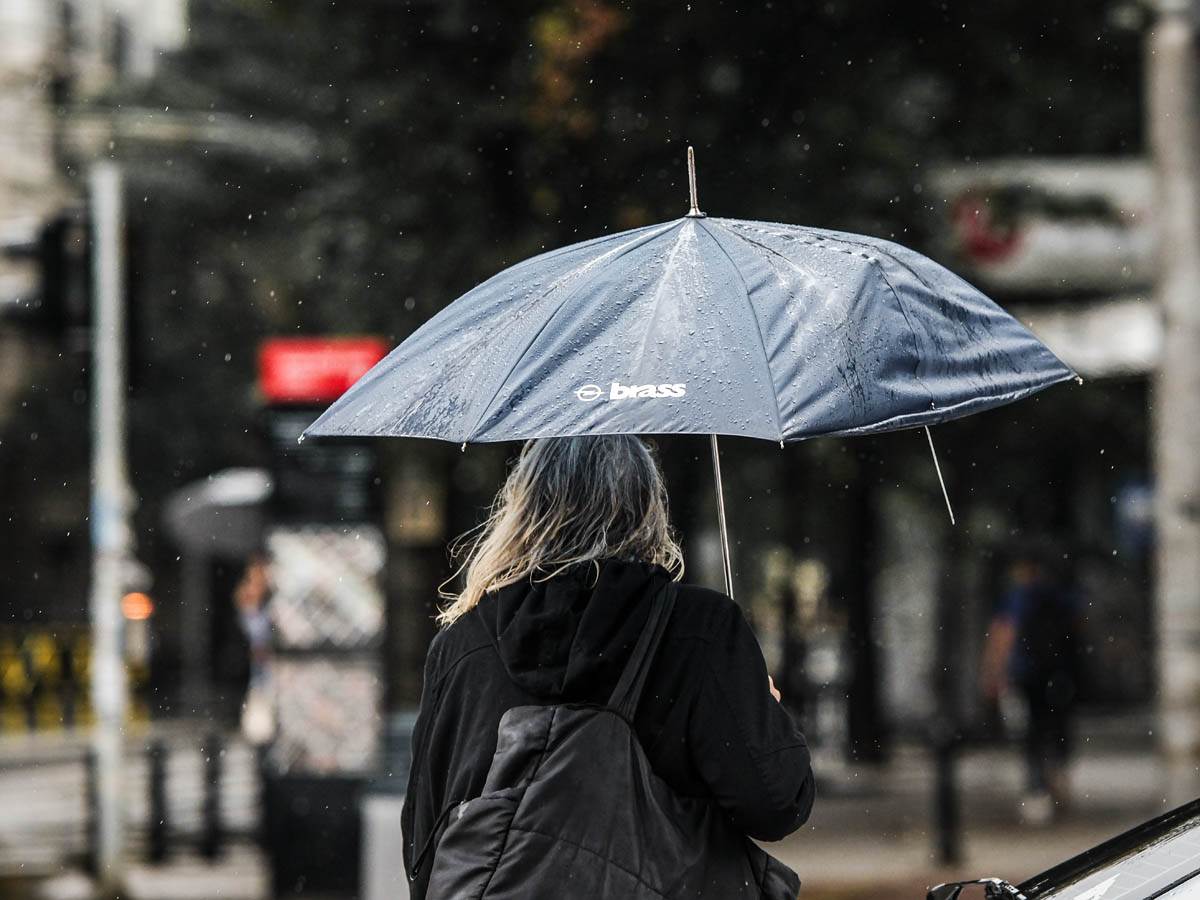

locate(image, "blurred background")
[[0, 0, 1192, 898]]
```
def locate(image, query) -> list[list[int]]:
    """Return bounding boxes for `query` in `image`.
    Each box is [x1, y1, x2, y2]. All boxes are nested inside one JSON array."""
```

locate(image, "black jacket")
[[401, 559, 816, 899]]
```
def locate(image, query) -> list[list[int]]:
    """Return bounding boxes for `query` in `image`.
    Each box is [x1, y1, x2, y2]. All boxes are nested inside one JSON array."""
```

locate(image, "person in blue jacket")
[[982, 546, 1080, 825]]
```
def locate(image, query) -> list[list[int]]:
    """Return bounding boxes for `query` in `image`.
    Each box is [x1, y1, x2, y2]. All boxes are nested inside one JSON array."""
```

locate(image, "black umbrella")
[[307, 149, 1075, 595]]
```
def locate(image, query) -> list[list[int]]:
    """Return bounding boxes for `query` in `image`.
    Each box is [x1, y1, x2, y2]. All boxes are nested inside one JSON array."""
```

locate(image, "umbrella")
[[164, 467, 273, 558], [305, 149, 1076, 596]]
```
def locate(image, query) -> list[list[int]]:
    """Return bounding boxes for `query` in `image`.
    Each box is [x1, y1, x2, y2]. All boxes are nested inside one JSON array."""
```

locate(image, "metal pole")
[[179, 552, 211, 714], [932, 522, 965, 865], [933, 724, 962, 865], [709, 434, 735, 598], [148, 740, 168, 863], [89, 160, 131, 893], [84, 747, 99, 876], [201, 732, 224, 860], [1148, 0, 1200, 777]]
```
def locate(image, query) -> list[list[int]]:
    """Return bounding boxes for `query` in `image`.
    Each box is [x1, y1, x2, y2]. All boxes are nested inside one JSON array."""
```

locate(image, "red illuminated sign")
[[258, 337, 389, 404]]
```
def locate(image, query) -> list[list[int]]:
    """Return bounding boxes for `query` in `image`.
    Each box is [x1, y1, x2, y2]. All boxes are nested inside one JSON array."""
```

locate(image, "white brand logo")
[[575, 381, 687, 402]]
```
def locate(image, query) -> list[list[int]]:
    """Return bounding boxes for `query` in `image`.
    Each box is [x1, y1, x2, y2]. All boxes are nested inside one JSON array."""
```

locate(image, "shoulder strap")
[[608, 580, 677, 719]]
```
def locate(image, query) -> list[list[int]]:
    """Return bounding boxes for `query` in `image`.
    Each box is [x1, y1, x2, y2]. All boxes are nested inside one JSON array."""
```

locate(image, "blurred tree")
[[0, 0, 1143, 705], [109, 0, 1139, 504]]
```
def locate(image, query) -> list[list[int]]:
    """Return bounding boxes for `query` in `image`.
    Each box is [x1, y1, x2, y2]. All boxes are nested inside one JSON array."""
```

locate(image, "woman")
[[402, 436, 815, 898]]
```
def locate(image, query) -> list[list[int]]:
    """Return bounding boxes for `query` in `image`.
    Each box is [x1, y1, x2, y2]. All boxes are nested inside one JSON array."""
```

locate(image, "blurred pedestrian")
[[233, 552, 274, 745], [402, 436, 814, 899], [981, 546, 1080, 825]]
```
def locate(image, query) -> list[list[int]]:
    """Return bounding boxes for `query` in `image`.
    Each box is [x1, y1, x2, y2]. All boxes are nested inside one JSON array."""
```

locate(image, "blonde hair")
[[437, 436, 684, 626]]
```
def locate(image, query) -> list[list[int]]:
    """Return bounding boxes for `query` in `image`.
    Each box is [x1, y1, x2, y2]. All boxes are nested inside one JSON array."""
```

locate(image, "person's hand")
[[768, 675, 782, 703]]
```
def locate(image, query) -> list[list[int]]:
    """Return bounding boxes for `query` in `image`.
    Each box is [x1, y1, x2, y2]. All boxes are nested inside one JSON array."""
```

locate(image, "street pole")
[[932, 517, 964, 865], [180, 551, 211, 713], [89, 160, 131, 893], [1148, 0, 1200, 782]]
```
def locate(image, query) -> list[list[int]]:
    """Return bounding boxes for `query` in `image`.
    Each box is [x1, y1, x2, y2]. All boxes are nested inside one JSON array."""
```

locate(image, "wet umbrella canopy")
[[305, 150, 1076, 591]]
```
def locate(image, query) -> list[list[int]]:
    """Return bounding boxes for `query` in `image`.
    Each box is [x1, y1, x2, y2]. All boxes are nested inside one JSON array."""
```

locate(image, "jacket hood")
[[473, 558, 671, 700]]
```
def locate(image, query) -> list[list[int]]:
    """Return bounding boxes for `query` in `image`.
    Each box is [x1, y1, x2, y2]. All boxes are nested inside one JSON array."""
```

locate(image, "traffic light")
[[0, 210, 90, 342], [0, 207, 150, 390]]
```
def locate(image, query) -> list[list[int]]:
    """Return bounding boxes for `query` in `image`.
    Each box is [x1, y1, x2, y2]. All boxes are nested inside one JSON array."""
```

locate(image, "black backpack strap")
[[608, 580, 678, 719]]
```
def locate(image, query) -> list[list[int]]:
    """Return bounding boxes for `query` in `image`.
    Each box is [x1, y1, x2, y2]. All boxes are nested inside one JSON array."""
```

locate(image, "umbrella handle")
[[710, 434, 735, 598]]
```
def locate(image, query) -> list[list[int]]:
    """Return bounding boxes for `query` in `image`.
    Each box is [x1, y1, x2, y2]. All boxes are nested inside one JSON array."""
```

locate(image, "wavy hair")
[[437, 435, 684, 626]]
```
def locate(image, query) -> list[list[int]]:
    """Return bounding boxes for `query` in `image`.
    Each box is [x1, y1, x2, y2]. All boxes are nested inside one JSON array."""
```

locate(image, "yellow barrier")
[[0, 626, 149, 732]]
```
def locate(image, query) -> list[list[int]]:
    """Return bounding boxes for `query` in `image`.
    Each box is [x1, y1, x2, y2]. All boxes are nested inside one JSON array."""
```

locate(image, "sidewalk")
[[0, 719, 261, 899], [32, 848, 267, 900], [0, 718, 227, 768], [775, 743, 1189, 899], [9, 741, 1187, 900]]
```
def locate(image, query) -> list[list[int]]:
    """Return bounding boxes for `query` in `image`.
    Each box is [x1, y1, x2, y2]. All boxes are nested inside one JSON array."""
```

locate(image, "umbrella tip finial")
[[686, 146, 705, 218]]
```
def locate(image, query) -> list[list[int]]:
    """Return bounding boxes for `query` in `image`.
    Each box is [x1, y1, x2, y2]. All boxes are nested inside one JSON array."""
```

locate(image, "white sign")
[[1015, 296, 1161, 378], [932, 159, 1155, 294]]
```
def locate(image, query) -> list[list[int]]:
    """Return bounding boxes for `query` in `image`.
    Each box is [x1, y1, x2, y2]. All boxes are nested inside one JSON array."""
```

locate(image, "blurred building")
[[0, 0, 186, 414], [873, 159, 1160, 727], [0, 0, 187, 721], [0, 0, 1176, 768], [0, 0, 188, 282]]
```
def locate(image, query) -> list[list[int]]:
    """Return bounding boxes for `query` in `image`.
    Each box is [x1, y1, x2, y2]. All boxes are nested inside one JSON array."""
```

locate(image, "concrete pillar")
[[1148, 1, 1200, 768]]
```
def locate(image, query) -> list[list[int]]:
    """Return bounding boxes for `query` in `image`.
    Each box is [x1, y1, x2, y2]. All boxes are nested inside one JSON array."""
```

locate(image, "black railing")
[[75, 731, 257, 874]]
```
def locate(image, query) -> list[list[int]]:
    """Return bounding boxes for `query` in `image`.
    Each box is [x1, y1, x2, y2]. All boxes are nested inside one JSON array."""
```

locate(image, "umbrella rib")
[[793, 376, 1076, 439], [696, 219, 784, 442], [717, 223, 939, 415], [750, 222, 1035, 378], [785, 228, 1033, 378], [633, 224, 691, 376], [768, 229, 939, 411], [790, 231, 942, 411], [461, 220, 684, 443]]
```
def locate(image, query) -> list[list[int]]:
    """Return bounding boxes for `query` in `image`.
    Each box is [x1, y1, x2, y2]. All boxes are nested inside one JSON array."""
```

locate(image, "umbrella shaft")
[[710, 434, 735, 599]]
